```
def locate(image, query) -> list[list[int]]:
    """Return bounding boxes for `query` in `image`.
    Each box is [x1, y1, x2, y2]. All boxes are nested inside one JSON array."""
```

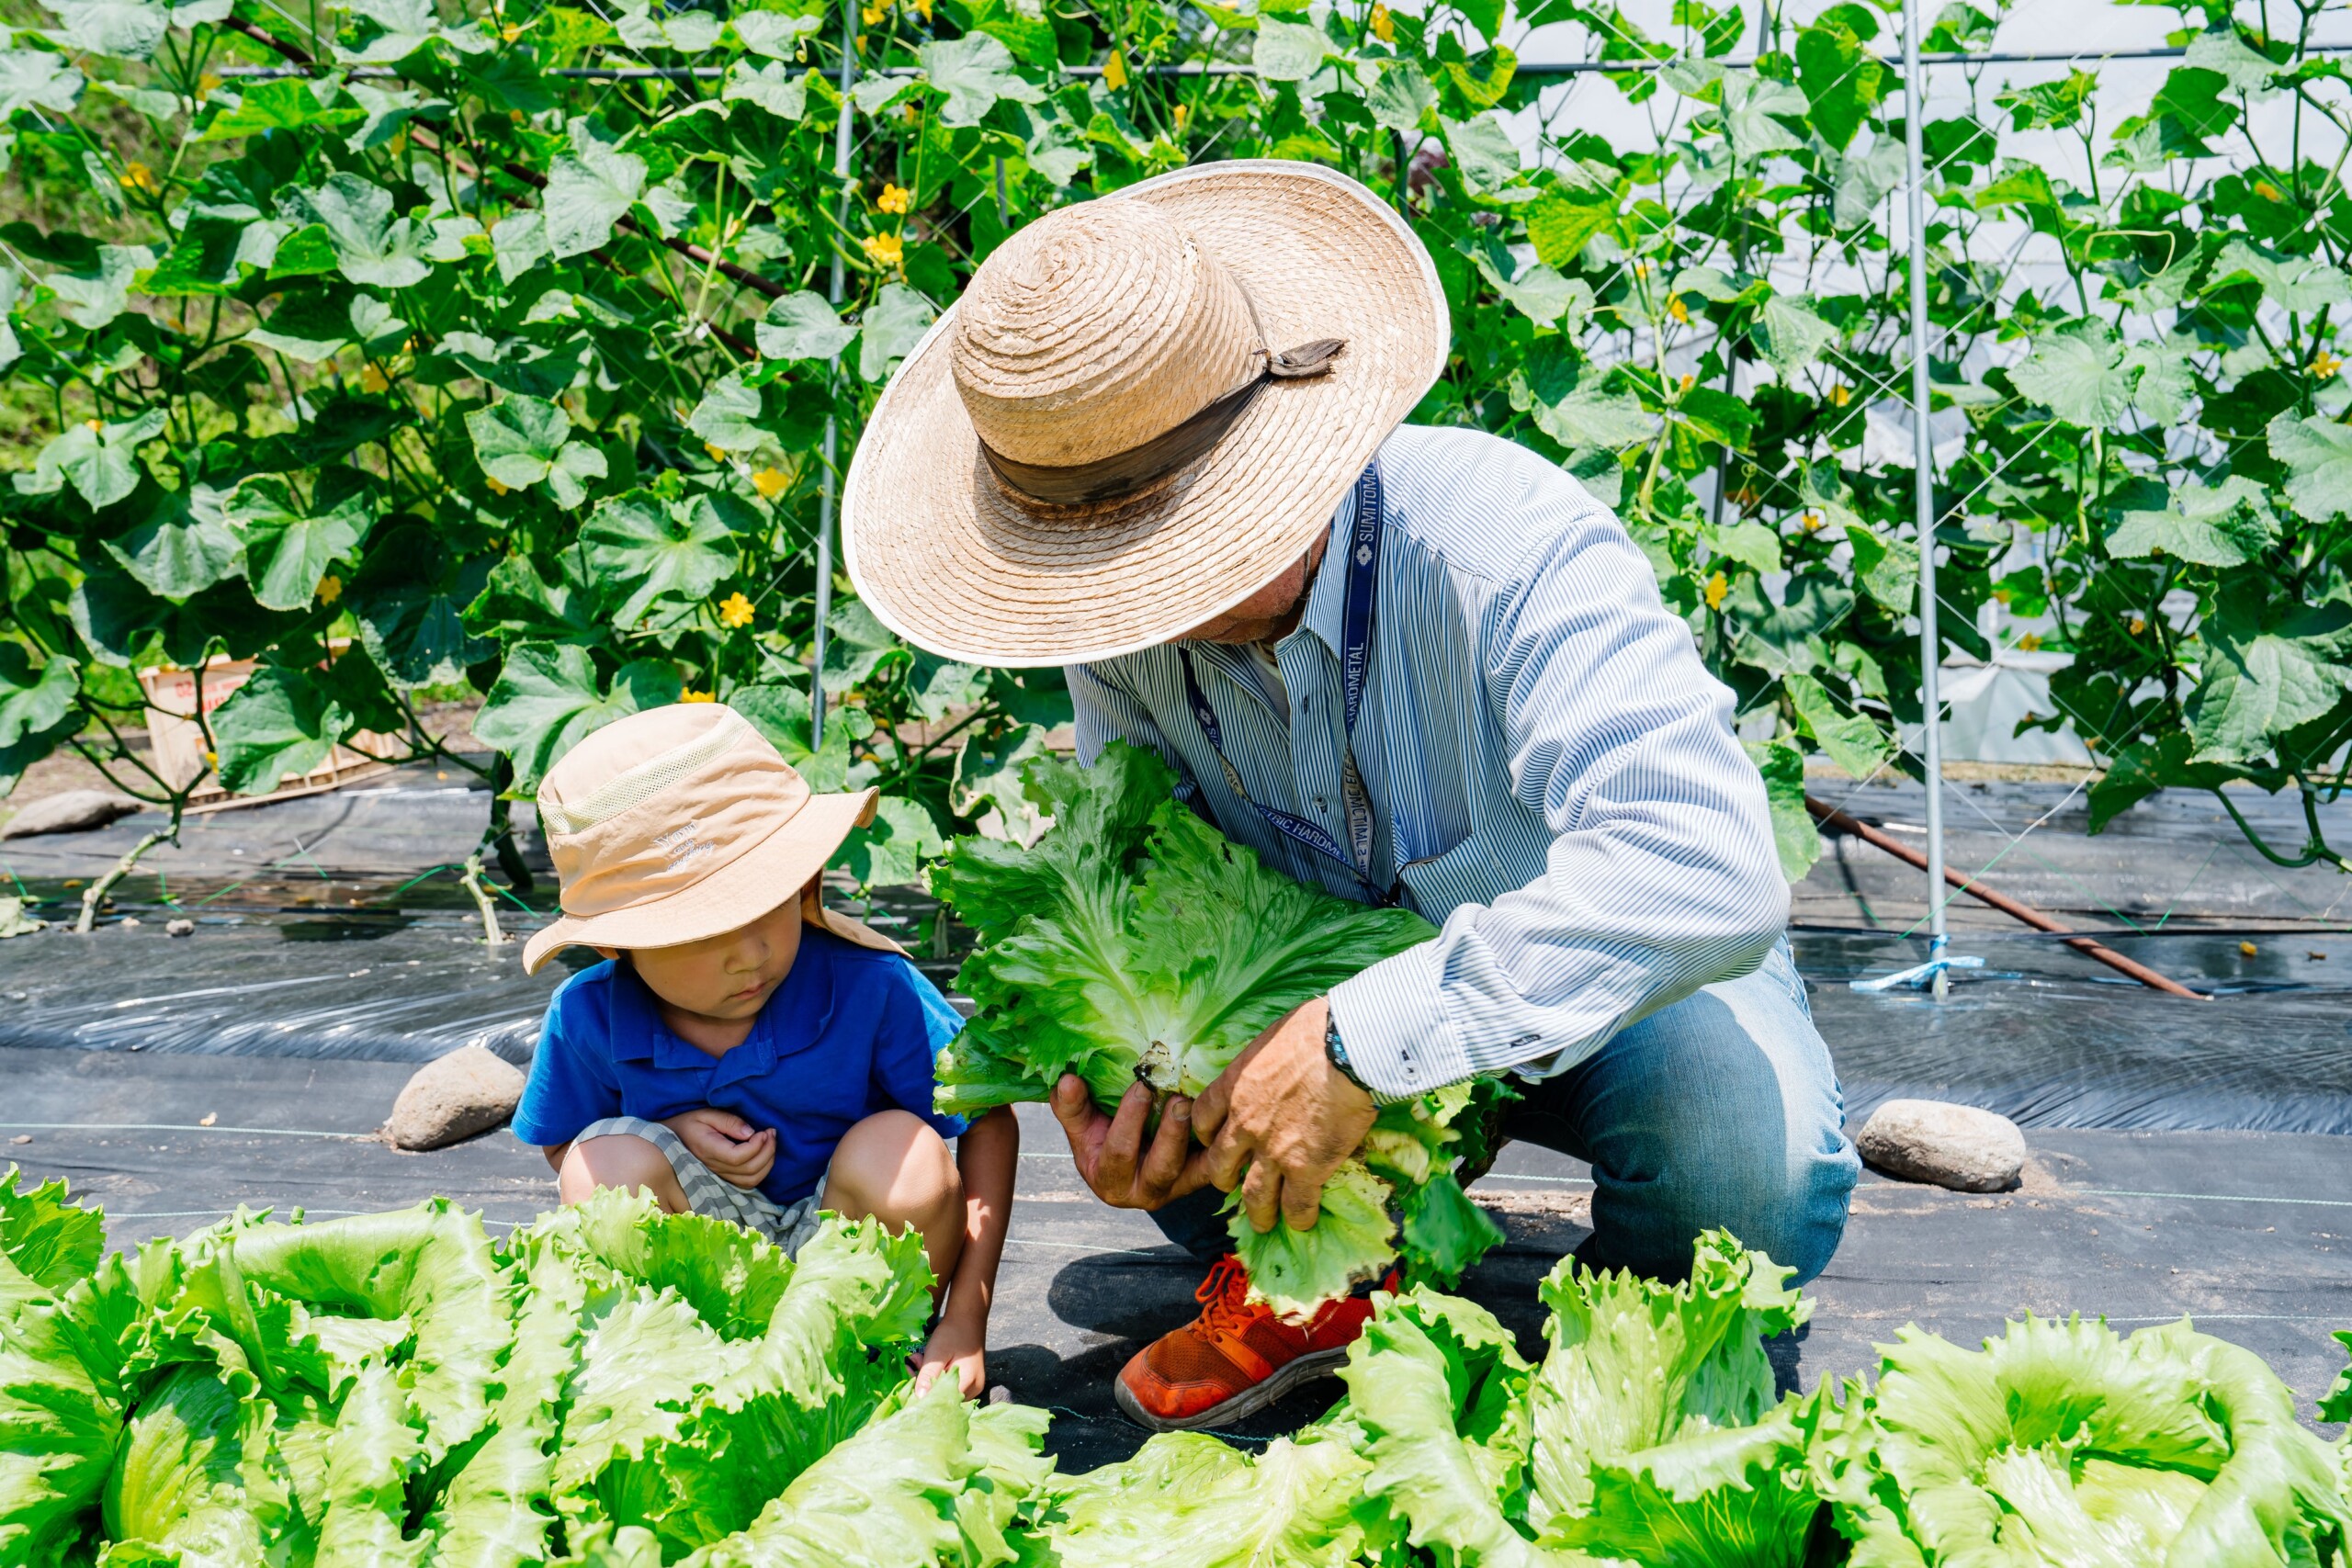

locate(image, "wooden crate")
[[139, 650, 409, 804]]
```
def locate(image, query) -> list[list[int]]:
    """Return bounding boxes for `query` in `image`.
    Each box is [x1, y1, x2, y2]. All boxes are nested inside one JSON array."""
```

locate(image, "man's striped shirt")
[[1069, 423, 1790, 1099]]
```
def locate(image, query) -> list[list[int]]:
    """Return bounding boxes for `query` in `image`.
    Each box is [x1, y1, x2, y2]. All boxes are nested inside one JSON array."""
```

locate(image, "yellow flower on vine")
[[119, 162, 157, 194], [1668, 297, 1690, 324], [198, 72, 221, 96], [861, 3, 883, 23], [912, 0, 930, 19], [1704, 571, 1728, 610], [752, 467, 790, 500], [1827, 383, 1851, 406], [1371, 2, 1394, 41], [2311, 348, 2343, 379], [2017, 633, 2042, 651], [485, 475, 511, 496], [706, 442, 729, 464], [1633, 259, 1650, 280], [1678, 373, 1695, 393], [1174, 102, 1191, 131], [1103, 51, 1128, 89], [2255, 179, 2285, 203], [501, 21, 523, 40], [317, 575, 343, 604], [1800, 509, 1825, 532], [718, 592, 756, 629], [864, 231, 904, 270], [2129, 615, 2147, 635], [877, 183, 911, 215], [359, 364, 390, 393], [681, 688, 717, 704], [1993, 587, 2011, 604]]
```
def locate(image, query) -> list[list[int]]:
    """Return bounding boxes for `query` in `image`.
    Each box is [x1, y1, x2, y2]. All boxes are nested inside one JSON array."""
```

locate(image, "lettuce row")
[[1028, 1228, 2352, 1568], [7, 1174, 2351, 1567], [1, 1178, 1049, 1565], [933, 741, 1505, 1314]]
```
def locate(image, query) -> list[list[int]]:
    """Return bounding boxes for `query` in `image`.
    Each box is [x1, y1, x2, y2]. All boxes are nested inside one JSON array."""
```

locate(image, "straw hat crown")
[[951, 201, 1261, 468], [843, 160, 1451, 668]]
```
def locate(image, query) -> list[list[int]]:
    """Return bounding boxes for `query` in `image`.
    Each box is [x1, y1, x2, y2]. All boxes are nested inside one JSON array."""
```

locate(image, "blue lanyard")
[[1179, 463, 1390, 905]]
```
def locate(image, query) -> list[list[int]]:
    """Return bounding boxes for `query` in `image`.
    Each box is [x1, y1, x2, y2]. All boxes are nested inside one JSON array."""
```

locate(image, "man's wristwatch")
[[1324, 1011, 1381, 1100]]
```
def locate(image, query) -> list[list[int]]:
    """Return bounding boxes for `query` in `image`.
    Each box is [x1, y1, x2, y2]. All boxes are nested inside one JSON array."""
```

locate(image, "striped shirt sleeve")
[[1324, 480, 1790, 1096]]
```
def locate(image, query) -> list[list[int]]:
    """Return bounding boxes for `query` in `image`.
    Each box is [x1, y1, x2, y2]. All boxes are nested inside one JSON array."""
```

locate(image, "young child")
[[510, 702, 1015, 1397]]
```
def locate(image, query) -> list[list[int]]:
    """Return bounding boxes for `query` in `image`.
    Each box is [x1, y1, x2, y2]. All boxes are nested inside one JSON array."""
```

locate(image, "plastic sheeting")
[[0, 887, 955, 1064], [1802, 931, 2352, 1134]]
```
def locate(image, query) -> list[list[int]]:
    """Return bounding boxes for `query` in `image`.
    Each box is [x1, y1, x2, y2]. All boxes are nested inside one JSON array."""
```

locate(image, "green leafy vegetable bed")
[[6, 1166, 2349, 1566], [932, 741, 1513, 1316]]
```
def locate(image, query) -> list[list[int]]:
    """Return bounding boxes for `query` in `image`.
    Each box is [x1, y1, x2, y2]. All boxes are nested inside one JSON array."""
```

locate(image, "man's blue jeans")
[[1148, 941, 1859, 1285]]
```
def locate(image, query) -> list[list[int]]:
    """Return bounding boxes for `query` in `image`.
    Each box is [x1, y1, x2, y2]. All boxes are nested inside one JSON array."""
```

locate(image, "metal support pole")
[[1902, 0, 1951, 998], [812, 2, 857, 749]]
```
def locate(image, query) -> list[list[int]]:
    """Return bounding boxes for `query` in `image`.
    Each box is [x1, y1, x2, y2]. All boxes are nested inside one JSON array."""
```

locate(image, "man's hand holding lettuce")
[[933, 742, 1509, 1314]]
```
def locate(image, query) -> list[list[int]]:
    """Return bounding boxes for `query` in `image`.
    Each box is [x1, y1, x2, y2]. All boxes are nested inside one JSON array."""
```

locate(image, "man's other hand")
[[1193, 998, 1376, 1234], [1051, 1075, 1210, 1211]]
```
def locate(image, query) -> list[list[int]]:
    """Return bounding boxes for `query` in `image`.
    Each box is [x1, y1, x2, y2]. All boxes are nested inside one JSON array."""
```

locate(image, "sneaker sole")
[[1114, 1345, 1353, 1433]]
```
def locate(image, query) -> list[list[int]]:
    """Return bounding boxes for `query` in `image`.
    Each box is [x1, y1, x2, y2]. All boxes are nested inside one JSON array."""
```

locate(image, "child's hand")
[[915, 1314, 986, 1400], [662, 1108, 775, 1190]]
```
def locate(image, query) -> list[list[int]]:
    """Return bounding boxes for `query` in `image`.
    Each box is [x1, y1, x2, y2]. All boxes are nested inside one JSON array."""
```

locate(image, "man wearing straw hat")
[[844, 160, 1858, 1432]]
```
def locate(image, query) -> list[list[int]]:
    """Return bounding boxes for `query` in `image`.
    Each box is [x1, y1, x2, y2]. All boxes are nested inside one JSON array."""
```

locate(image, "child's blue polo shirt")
[[511, 927, 968, 1207]]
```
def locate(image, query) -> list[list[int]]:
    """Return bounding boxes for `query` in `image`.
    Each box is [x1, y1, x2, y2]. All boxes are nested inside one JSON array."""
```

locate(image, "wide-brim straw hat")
[[844, 159, 1450, 668], [520, 704, 903, 975]]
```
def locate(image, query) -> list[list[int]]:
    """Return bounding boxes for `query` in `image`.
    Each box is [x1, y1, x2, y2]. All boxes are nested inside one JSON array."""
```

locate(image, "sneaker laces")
[[1190, 1255, 1260, 1342]]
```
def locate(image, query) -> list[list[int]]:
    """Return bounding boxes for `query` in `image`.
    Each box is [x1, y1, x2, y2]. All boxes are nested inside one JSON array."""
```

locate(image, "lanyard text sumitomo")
[[1179, 464, 1395, 907]]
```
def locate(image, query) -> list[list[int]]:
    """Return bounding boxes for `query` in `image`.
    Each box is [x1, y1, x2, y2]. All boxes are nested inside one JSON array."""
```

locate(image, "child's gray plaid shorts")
[[571, 1115, 826, 1257]]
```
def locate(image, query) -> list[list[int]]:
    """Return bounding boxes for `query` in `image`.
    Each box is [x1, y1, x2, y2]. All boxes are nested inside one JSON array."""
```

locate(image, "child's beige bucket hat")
[[843, 159, 1449, 669], [520, 704, 901, 974]]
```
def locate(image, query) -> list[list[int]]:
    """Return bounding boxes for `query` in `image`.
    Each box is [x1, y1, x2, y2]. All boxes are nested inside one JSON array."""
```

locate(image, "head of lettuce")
[[847, 161, 1856, 1437]]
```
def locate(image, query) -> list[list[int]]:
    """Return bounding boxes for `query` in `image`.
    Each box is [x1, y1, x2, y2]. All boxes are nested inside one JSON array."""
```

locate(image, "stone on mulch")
[[1857, 1098, 2026, 1192], [1, 791, 141, 839], [386, 1045, 527, 1152]]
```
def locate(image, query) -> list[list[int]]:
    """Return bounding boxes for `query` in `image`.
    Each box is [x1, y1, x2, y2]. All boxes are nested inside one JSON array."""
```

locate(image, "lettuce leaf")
[[100, 1361, 289, 1563], [673, 1382, 983, 1567], [937, 744, 1434, 1110], [0, 1167, 106, 1293], [1223, 1161, 1398, 1318], [1338, 1286, 1542, 1566], [1524, 1231, 1806, 1534], [1045, 1428, 1372, 1568], [1851, 1314, 2352, 1566], [937, 742, 1506, 1312], [0, 1244, 122, 1564], [225, 1201, 512, 1463]]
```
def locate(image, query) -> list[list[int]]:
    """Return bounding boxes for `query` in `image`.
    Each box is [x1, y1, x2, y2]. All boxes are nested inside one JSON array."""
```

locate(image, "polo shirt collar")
[[607, 935, 842, 1082]]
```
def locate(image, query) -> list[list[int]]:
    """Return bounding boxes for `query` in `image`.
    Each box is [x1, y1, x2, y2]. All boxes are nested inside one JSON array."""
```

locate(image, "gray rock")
[[385, 1045, 527, 1152], [1, 791, 141, 840], [1858, 1099, 2026, 1192], [165, 919, 195, 937]]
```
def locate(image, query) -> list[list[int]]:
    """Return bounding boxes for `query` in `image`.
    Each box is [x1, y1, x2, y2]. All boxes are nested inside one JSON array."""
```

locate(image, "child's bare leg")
[[560, 1134, 692, 1213], [821, 1110, 965, 1286]]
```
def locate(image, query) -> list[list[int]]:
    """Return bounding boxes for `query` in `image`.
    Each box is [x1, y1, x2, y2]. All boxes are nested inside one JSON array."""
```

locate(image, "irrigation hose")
[[1804, 795, 2207, 1000]]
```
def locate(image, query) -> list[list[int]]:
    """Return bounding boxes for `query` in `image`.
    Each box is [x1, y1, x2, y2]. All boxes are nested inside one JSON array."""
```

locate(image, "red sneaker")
[[1114, 1254, 1391, 1431]]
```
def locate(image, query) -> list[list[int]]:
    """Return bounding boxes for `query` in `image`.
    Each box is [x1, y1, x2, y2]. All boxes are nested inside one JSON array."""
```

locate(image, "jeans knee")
[[1592, 1123, 1857, 1286]]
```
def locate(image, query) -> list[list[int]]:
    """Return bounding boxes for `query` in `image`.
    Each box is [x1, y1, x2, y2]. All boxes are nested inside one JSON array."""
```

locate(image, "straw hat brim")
[[520, 788, 901, 973], [843, 160, 1450, 669]]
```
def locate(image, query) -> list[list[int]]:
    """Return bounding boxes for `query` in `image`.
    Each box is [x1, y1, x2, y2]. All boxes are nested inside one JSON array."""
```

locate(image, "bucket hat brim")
[[843, 160, 1450, 669], [520, 787, 899, 973]]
